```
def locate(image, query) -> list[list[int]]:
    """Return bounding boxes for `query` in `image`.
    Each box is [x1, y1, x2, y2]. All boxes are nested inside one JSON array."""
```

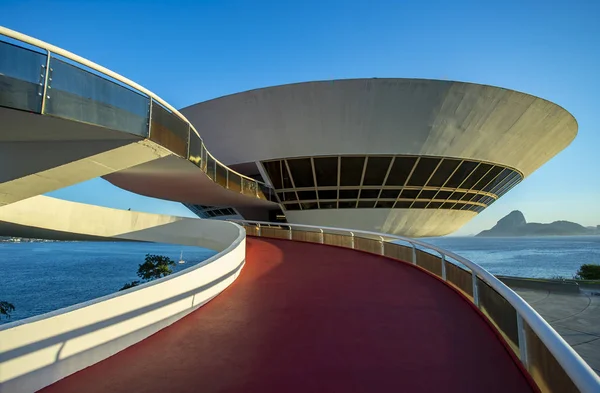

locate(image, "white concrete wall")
[[0, 198, 246, 393], [284, 208, 476, 237], [181, 78, 577, 177]]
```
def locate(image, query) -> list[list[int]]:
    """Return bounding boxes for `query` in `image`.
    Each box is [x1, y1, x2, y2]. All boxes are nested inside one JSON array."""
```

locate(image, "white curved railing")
[[232, 220, 600, 393], [0, 200, 247, 393], [0, 26, 276, 203]]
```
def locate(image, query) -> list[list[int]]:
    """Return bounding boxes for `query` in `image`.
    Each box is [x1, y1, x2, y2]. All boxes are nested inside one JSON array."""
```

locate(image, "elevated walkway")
[[40, 238, 536, 393], [0, 27, 277, 213]]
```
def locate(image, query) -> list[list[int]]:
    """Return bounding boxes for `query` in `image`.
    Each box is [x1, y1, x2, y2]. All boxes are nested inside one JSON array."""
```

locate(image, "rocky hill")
[[477, 211, 598, 237]]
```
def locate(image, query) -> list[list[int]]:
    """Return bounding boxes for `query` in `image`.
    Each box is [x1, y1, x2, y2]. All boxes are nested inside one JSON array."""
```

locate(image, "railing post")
[[148, 97, 153, 137], [288, 226, 292, 240], [350, 232, 355, 249], [379, 236, 385, 255], [472, 271, 479, 307], [257, 224, 261, 237], [319, 229, 324, 244], [40, 50, 51, 114], [411, 243, 417, 265], [516, 313, 529, 370], [226, 168, 229, 189], [440, 253, 447, 281]]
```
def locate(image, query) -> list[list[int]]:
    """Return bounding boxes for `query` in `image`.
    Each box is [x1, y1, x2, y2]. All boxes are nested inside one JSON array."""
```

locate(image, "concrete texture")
[[0, 106, 276, 210], [181, 79, 577, 177], [513, 288, 600, 375], [285, 207, 476, 238], [181, 78, 577, 236]]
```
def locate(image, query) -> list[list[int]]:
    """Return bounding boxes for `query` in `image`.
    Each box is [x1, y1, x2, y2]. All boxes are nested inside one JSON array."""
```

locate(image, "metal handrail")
[[0, 26, 273, 192], [231, 219, 600, 392]]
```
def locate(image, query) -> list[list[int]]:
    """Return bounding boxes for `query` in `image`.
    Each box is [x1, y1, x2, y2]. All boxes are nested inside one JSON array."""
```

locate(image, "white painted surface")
[[181, 79, 577, 177], [0, 198, 246, 393], [284, 208, 476, 237]]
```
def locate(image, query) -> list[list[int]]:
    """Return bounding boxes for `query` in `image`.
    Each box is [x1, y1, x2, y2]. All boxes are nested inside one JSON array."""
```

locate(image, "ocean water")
[[424, 236, 600, 279], [1, 236, 599, 325], [0, 242, 217, 325]]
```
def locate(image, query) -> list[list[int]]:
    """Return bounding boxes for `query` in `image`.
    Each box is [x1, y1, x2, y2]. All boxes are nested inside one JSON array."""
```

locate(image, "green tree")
[[0, 301, 15, 319], [120, 254, 176, 291], [574, 264, 600, 280]]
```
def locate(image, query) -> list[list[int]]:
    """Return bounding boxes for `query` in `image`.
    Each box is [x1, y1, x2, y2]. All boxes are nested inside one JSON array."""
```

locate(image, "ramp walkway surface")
[[41, 238, 537, 393]]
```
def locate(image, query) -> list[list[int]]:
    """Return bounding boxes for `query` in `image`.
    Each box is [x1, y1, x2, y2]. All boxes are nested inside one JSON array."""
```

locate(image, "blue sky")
[[1, 0, 598, 235]]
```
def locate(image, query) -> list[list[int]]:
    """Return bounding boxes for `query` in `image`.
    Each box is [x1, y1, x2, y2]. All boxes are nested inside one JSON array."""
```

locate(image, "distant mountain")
[[477, 211, 599, 237]]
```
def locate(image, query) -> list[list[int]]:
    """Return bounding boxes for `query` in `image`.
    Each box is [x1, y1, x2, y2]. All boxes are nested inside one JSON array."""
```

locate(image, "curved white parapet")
[[0, 198, 246, 393]]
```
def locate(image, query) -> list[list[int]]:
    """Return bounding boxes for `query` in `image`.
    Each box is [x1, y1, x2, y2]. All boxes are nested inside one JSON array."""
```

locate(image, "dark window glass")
[[418, 190, 437, 199], [473, 166, 503, 190], [285, 203, 301, 211], [460, 192, 477, 201], [357, 201, 375, 208], [359, 189, 379, 199], [470, 194, 485, 203], [395, 201, 412, 208], [287, 158, 314, 188], [483, 196, 495, 205], [380, 189, 400, 199], [445, 161, 479, 188], [484, 168, 512, 193], [427, 159, 461, 187], [263, 161, 283, 189], [441, 202, 456, 209], [450, 204, 464, 210], [386, 157, 417, 186], [314, 157, 338, 187], [495, 175, 518, 196], [278, 191, 297, 202], [376, 201, 395, 208], [318, 190, 337, 200], [461, 163, 493, 190], [407, 157, 440, 186], [411, 202, 428, 209], [338, 201, 357, 209], [475, 206, 486, 213], [300, 202, 318, 210], [340, 157, 365, 186], [449, 192, 465, 200], [319, 201, 337, 209], [282, 163, 293, 189], [297, 190, 317, 200], [427, 202, 443, 209], [363, 156, 392, 185], [339, 189, 359, 199], [434, 191, 452, 200], [401, 189, 420, 199]]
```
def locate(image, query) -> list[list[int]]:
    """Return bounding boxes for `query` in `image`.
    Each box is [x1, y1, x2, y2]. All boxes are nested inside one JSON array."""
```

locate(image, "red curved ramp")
[[41, 238, 537, 393]]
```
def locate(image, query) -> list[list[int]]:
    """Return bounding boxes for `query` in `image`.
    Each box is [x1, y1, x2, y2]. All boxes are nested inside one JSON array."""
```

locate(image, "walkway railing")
[[0, 26, 277, 203], [231, 220, 600, 393]]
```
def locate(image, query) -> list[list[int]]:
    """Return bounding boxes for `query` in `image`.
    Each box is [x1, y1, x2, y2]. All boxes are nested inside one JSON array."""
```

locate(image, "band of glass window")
[[261, 155, 523, 212], [184, 204, 239, 218]]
